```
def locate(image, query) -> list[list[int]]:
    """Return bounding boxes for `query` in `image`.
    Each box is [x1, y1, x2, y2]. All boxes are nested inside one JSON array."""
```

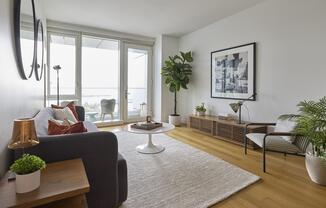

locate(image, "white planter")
[[196, 111, 205, 116], [305, 153, 326, 185], [169, 115, 181, 126], [15, 170, 41, 193]]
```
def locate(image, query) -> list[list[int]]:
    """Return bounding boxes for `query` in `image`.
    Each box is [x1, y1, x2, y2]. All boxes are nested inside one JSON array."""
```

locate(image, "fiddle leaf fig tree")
[[161, 51, 193, 116]]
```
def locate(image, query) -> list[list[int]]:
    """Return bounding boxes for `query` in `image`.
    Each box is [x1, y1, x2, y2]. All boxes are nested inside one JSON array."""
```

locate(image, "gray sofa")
[[13, 106, 128, 208]]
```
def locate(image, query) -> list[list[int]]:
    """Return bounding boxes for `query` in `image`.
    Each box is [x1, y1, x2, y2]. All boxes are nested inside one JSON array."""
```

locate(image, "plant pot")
[[196, 111, 205, 116], [169, 115, 181, 126], [305, 152, 326, 185], [15, 170, 41, 193]]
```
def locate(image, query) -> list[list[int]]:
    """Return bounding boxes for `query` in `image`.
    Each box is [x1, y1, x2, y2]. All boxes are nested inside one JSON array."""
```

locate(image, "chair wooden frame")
[[244, 123, 304, 172]]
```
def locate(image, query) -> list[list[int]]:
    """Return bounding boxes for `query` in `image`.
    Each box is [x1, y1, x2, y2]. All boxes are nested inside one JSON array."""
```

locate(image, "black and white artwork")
[[211, 43, 256, 100]]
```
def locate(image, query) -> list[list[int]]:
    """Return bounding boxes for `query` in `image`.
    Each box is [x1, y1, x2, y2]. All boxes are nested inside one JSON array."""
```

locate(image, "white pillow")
[[49, 118, 73, 126], [275, 119, 296, 143], [53, 107, 78, 124], [34, 107, 55, 136]]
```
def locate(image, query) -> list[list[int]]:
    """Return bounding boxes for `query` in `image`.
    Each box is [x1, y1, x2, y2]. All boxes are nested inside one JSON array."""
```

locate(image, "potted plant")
[[195, 103, 206, 116], [161, 51, 193, 126], [10, 154, 46, 193], [282, 97, 326, 185]]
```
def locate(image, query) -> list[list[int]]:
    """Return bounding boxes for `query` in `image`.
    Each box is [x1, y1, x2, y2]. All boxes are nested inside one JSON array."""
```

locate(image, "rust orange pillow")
[[48, 120, 87, 135], [51, 101, 79, 121]]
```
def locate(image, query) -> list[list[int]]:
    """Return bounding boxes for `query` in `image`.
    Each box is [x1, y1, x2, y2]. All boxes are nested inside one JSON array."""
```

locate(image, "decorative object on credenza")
[[35, 19, 44, 81], [211, 43, 256, 100], [53, 65, 62, 105], [195, 103, 207, 116], [281, 97, 326, 185], [10, 154, 46, 193], [8, 118, 46, 193], [217, 113, 233, 120], [161, 51, 193, 126], [229, 94, 255, 124], [14, 0, 37, 80]]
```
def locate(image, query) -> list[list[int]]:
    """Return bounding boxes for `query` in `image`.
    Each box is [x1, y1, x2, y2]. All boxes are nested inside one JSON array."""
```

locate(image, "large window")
[[48, 33, 77, 98], [47, 29, 152, 125], [82, 36, 120, 122]]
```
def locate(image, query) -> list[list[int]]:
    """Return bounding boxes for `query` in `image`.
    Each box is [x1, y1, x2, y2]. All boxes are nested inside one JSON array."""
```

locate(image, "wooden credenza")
[[188, 115, 267, 149]]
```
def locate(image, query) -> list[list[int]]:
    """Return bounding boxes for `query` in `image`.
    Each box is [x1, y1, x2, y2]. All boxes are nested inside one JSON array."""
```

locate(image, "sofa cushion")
[[83, 121, 98, 132], [34, 107, 55, 136], [34, 107, 98, 136]]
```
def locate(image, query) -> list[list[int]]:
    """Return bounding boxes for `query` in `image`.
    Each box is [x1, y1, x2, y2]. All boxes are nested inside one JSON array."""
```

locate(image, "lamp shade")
[[8, 118, 39, 149], [229, 103, 240, 113]]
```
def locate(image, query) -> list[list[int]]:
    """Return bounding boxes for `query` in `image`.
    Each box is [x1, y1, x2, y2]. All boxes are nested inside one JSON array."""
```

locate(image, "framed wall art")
[[211, 42, 256, 100]]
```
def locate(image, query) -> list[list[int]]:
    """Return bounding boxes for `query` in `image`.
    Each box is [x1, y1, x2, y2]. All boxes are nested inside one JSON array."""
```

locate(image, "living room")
[[0, 0, 325, 207]]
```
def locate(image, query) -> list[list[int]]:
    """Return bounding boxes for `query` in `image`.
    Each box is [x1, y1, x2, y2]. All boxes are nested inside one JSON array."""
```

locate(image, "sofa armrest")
[[14, 131, 119, 208]]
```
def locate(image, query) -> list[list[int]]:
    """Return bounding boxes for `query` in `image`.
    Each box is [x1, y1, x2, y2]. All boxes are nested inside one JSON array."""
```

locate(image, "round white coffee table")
[[126, 122, 175, 154]]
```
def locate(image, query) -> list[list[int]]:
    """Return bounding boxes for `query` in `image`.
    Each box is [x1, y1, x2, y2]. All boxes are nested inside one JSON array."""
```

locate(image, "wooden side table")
[[0, 159, 90, 208]]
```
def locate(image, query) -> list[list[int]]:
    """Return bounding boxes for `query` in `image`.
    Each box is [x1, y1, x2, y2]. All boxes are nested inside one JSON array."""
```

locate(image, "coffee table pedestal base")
[[136, 134, 165, 154]]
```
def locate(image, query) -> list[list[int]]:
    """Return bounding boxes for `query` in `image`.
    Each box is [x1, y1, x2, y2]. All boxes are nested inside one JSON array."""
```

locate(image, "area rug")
[[116, 131, 259, 208]]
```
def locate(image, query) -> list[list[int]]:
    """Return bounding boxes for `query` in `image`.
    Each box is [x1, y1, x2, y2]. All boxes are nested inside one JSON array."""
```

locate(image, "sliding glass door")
[[124, 44, 152, 122], [81, 36, 120, 123], [47, 30, 152, 125]]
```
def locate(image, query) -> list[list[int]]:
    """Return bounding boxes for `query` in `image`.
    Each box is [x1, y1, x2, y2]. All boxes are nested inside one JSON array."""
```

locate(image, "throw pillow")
[[48, 120, 87, 135], [274, 118, 296, 143], [51, 101, 79, 121], [52, 107, 78, 124]]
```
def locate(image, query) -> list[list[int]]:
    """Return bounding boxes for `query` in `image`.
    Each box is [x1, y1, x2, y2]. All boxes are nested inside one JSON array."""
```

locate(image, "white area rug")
[[117, 132, 259, 208]]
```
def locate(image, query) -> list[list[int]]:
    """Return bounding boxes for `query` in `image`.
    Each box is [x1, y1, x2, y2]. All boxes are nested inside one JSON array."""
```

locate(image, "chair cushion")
[[274, 119, 296, 143], [246, 133, 301, 153]]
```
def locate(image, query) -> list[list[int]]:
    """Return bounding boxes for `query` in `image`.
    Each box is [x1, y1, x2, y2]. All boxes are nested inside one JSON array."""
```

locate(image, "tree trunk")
[[174, 91, 177, 115]]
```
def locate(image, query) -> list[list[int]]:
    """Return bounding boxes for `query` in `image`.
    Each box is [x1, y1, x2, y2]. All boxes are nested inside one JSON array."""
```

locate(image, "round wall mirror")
[[14, 0, 37, 80], [35, 20, 44, 81]]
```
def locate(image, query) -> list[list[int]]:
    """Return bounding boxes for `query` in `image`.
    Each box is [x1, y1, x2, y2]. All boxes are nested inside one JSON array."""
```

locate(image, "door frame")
[[122, 43, 153, 123]]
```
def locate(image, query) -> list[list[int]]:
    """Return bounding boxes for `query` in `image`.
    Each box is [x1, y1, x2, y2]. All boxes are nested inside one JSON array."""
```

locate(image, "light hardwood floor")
[[101, 125, 326, 208]]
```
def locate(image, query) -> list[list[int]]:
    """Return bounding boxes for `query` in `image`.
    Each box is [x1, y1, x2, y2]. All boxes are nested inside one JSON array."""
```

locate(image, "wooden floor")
[[101, 125, 326, 208]]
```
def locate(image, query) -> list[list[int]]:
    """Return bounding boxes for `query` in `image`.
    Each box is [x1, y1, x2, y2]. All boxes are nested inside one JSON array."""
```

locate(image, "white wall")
[[161, 35, 179, 122], [178, 0, 326, 123], [153, 35, 163, 121], [153, 35, 179, 122], [0, 0, 45, 177]]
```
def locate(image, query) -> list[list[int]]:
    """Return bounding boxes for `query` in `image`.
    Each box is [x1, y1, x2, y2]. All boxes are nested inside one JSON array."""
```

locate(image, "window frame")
[[46, 29, 81, 103]]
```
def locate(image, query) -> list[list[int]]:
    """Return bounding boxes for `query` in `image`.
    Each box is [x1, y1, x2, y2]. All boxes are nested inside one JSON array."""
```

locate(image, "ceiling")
[[42, 0, 265, 38]]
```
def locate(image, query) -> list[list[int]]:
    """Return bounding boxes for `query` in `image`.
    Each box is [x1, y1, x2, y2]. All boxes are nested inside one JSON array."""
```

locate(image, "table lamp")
[[8, 118, 39, 150], [229, 94, 256, 124]]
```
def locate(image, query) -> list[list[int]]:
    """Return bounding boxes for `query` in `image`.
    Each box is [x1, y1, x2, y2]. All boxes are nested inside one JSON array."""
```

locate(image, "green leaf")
[[10, 154, 46, 175]]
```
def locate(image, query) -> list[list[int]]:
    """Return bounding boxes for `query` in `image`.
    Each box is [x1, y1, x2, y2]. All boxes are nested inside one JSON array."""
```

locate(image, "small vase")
[[15, 170, 41, 193], [196, 111, 205, 116]]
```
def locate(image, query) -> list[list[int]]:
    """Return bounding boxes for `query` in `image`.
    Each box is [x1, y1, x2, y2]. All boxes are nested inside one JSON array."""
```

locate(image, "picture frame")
[[211, 42, 256, 101]]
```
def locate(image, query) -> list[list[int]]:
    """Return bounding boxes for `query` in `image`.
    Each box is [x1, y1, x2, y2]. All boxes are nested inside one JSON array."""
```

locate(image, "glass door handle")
[[125, 90, 130, 99]]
